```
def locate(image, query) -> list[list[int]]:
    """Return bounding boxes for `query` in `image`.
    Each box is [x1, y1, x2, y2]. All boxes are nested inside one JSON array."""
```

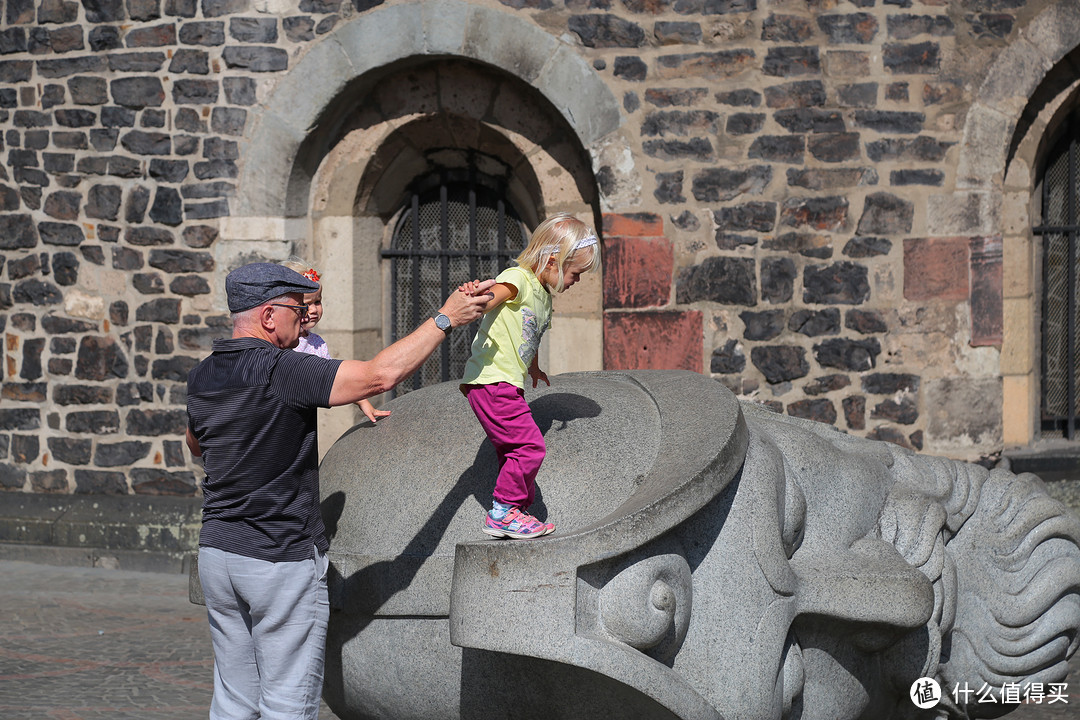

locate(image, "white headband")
[[544, 235, 598, 255]]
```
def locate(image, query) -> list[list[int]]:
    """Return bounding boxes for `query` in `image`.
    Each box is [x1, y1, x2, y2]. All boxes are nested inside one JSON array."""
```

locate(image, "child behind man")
[[281, 258, 390, 424]]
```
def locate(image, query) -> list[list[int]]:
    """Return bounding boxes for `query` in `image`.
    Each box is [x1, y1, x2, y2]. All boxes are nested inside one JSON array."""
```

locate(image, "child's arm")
[[528, 355, 549, 388], [460, 280, 516, 313], [357, 398, 390, 423]]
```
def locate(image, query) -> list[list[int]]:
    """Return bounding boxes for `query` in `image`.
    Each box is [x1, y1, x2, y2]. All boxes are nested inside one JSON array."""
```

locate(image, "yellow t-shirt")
[[461, 265, 552, 388]]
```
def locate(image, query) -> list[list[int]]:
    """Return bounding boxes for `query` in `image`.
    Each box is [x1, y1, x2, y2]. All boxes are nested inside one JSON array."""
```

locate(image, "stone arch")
[[222, 2, 625, 451], [230, 0, 622, 221], [952, 2, 1080, 447]]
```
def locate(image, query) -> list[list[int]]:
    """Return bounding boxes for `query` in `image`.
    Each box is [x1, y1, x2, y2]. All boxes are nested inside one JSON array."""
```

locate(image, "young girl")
[[460, 214, 601, 539], [281, 259, 390, 424]]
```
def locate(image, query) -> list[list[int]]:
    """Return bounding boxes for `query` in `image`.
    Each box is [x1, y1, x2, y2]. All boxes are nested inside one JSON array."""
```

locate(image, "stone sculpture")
[[318, 370, 1080, 719]]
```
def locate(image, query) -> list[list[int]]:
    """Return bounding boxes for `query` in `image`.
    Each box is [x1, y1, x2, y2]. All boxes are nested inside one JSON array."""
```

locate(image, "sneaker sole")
[[483, 524, 555, 540]]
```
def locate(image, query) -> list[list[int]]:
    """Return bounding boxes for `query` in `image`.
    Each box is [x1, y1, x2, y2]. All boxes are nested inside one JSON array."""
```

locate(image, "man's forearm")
[[328, 319, 445, 405]]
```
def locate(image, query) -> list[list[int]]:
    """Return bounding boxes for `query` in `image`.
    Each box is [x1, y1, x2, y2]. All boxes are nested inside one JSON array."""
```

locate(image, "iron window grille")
[[1035, 117, 1080, 439], [383, 174, 527, 396]]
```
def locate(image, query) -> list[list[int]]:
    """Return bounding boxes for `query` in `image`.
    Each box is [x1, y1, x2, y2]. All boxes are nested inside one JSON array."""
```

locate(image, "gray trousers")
[[198, 546, 330, 720]]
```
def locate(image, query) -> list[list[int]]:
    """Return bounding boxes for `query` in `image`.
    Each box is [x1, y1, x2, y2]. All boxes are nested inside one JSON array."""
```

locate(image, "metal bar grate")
[[1037, 116, 1080, 439], [383, 176, 526, 396]]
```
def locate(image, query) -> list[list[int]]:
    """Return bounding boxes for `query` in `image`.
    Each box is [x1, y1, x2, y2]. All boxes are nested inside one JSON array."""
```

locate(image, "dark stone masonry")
[[0, 0, 1070, 531]]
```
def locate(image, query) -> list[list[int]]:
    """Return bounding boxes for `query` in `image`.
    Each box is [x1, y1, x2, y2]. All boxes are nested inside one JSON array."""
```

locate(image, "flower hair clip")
[[303, 268, 321, 283]]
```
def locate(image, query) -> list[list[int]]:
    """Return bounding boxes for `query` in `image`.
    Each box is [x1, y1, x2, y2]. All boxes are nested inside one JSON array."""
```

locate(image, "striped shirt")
[[186, 337, 342, 562]]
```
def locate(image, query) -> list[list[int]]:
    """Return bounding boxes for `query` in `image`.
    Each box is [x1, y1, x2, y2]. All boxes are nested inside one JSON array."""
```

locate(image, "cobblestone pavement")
[[0, 560, 340, 720], [0, 559, 1077, 719]]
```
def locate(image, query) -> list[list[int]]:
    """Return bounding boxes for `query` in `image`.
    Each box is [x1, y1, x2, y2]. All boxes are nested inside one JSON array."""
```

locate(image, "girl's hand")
[[529, 367, 550, 388], [358, 398, 391, 423], [459, 279, 495, 301]]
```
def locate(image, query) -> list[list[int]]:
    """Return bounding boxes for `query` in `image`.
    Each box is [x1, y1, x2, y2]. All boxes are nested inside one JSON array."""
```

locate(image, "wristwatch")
[[433, 312, 452, 333]]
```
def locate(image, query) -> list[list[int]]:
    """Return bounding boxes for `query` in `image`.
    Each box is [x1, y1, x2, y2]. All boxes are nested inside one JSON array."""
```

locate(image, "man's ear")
[[260, 305, 276, 331]]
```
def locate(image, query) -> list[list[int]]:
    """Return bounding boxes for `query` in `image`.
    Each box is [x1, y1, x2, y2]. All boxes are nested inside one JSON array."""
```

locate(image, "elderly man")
[[185, 262, 492, 720]]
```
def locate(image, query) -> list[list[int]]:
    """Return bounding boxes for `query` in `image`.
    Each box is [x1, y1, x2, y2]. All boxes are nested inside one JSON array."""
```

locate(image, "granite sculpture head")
[[318, 371, 1080, 720]]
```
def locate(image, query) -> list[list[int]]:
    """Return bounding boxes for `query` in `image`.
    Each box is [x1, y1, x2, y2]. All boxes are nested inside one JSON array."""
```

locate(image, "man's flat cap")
[[225, 262, 320, 313]]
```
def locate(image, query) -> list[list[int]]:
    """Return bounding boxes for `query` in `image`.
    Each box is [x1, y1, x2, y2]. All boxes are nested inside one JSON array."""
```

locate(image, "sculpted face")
[[578, 408, 937, 720], [319, 371, 1080, 720]]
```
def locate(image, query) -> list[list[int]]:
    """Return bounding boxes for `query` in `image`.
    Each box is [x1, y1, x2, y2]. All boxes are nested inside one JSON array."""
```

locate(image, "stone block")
[[178, 20, 224, 45], [780, 195, 849, 231], [691, 165, 771, 202], [837, 82, 877, 108], [1000, 297, 1033, 376], [761, 256, 795, 303], [602, 214, 662, 238], [221, 46, 287, 72], [762, 46, 820, 76], [969, 236, 1001, 347], [1001, 374, 1033, 447], [569, 14, 646, 48], [762, 13, 813, 42], [676, 256, 756, 305], [750, 344, 808, 383], [955, 104, 1010, 190], [818, 12, 878, 44], [726, 112, 765, 134], [902, 237, 969, 302], [710, 338, 745, 374], [925, 376, 1002, 449], [656, 49, 756, 81], [94, 440, 152, 467], [813, 337, 880, 371], [882, 41, 940, 74], [842, 395, 865, 429], [603, 235, 672, 309], [857, 192, 912, 234], [788, 307, 840, 336], [613, 56, 643, 80], [976, 39, 1050, 120], [748, 135, 804, 163], [929, 191, 1000, 237], [124, 23, 175, 47], [603, 311, 702, 372], [741, 309, 784, 340], [786, 397, 837, 424], [229, 16, 277, 43]]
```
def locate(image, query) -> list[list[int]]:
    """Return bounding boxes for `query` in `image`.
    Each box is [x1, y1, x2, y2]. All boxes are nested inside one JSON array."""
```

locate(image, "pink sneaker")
[[483, 507, 555, 539]]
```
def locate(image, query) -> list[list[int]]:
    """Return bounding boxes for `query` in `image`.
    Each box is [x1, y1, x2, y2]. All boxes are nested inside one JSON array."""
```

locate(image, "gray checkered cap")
[[225, 262, 320, 313]]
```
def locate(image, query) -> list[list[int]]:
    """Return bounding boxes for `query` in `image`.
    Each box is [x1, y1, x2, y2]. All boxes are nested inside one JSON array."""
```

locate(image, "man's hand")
[[441, 279, 496, 327]]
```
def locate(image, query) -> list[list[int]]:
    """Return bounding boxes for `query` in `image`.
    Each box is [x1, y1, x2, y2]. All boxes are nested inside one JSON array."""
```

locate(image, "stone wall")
[[0, 0, 1065, 502]]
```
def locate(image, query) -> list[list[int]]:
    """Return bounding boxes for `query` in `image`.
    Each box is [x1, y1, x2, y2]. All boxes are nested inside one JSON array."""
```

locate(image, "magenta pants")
[[464, 382, 546, 509]]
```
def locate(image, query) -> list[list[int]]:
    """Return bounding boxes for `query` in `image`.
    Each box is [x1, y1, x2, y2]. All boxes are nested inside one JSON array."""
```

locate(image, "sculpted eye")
[[782, 479, 806, 559], [597, 553, 692, 662]]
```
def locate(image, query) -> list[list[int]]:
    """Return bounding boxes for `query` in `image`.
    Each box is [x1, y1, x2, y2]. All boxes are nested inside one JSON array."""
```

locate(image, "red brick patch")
[[602, 212, 664, 238], [604, 310, 702, 372], [903, 237, 969, 301], [603, 235, 673, 309]]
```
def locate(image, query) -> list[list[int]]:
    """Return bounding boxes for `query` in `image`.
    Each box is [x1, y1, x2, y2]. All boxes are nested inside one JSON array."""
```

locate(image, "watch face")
[[436, 314, 451, 331]]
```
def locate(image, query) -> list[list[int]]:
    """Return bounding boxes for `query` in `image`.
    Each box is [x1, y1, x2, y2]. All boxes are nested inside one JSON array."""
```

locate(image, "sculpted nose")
[[791, 536, 934, 629]]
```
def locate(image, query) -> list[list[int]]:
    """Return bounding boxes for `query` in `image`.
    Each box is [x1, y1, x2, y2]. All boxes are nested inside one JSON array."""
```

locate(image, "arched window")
[[1036, 114, 1080, 439], [383, 171, 527, 395]]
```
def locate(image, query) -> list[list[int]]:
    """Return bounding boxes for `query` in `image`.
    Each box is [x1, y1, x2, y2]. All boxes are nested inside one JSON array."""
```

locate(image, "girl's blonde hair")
[[516, 213, 601, 292]]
